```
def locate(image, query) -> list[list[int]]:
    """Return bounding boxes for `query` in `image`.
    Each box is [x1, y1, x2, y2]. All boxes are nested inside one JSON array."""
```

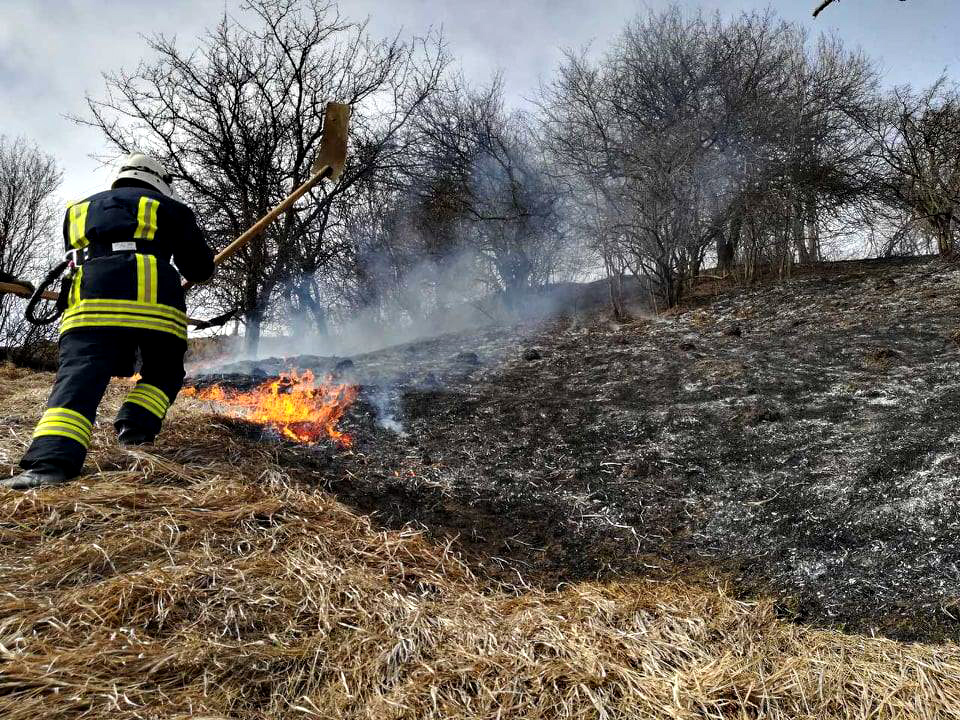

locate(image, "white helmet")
[[112, 153, 174, 197]]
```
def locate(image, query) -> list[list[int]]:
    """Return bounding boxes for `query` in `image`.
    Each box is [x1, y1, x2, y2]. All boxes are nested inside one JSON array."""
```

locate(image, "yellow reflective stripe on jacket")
[[124, 382, 171, 419], [67, 201, 91, 249], [62, 299, 187, 323], [136, 254, 146, 301], [60, 318, 187, 340], [134, 253, 147, 302], [60, 315, 188, 340], [135, 254, 158, 304], [33, 407, 93, 448], [68, 266, 83, 307], [60, 299, 188, 340], [147, 255, 158, 303], [133, 197, 160, 240]]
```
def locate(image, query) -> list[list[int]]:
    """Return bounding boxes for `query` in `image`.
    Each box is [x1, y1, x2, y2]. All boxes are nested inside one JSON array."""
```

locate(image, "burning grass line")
[[182, 369, 358, 448]]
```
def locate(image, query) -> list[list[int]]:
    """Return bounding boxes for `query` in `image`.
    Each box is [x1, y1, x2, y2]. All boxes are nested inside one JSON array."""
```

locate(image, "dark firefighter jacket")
[[60, 186, 214, 341]]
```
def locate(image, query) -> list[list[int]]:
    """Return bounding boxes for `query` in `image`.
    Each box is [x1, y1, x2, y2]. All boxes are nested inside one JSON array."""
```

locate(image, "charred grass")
[[292, 258, 960, 644]]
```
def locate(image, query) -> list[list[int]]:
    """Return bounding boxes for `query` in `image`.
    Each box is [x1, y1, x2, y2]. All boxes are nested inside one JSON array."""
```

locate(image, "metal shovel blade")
[[311, 102, 350, 182]]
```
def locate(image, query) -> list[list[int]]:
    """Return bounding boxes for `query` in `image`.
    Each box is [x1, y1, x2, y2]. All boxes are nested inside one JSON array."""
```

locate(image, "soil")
[[187, 256, 960, 642]]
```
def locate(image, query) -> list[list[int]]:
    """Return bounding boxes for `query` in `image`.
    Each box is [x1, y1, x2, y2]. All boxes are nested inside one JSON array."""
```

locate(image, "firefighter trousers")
[[19, 328, 187, 477]]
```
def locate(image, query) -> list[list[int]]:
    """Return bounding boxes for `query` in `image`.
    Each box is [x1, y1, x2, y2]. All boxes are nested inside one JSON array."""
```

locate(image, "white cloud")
[[0, 0, 228, 201], [0, 0, 955, 206]]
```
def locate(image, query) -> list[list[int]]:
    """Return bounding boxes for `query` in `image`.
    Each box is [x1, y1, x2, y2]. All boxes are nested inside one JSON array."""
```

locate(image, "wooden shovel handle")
[[182, 165, 333, 293], [0, 281, 56, 301]]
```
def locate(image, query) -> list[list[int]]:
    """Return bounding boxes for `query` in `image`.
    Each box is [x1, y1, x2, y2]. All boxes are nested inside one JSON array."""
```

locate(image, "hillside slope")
[[206, 256, 960, 641], [1, 257, 960, 718]]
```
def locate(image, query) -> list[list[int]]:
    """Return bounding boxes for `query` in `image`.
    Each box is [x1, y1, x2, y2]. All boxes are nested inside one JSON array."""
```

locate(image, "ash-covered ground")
[[189, 257, 960, 641]]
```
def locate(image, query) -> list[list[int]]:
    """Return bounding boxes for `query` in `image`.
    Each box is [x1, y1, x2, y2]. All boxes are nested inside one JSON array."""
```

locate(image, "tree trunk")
[[936, 216, 954, 255], [659, 258, 682, 308], [245, 310, 262, 357], [243, 277, 262, 356], [292, 282, 330, 339], [781, 215, 794, 279], [603, 249, 625, 319], [717, 211, 741, 271], [805, 193, 820, 262], [794, 198, 809, 264], [607, 274, 624, 319]]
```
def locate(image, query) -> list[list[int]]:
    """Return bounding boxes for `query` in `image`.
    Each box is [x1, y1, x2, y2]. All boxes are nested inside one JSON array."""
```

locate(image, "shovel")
[[182, 101, 351, 293]]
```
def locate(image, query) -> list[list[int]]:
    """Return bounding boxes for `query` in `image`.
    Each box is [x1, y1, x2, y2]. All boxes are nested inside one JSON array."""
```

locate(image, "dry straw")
[[1, 366, 958, 718]]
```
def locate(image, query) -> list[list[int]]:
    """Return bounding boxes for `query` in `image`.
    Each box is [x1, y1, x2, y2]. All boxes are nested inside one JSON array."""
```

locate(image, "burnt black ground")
[[189, 257, 960, 642]]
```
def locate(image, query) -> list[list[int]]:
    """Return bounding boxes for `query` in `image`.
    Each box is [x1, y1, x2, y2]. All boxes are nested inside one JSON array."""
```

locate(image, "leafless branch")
[[814, 0, 906, 18]]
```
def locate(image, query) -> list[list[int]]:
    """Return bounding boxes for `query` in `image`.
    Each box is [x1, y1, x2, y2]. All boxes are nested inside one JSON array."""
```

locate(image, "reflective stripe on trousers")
[[123, 382, 171, 419], [32, 407, 93, 447]]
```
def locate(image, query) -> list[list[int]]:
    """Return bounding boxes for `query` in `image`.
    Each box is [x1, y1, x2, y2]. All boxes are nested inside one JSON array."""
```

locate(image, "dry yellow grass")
[[0, 368, 958, 719]]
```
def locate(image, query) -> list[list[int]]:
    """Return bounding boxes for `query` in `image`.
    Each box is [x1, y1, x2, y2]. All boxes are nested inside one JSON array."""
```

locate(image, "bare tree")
[[542, 9, 788, 306], [542, 6, 879, 309], [725, 32, 876, 277], [82, 0, 445, 355], [0, 136, 61, 362], [314, 77, 569, 333], [866, 80, 960, 255], [409, 77, 568, 301]]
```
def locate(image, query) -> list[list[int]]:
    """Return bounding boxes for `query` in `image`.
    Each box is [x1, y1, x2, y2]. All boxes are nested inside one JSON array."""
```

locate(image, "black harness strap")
[[25, 260, 70, 326], [24, 246, 170, 326]]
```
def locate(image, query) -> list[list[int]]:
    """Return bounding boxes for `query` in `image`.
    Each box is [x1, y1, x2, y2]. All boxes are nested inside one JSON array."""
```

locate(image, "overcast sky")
[[1, 0, 957, 202]]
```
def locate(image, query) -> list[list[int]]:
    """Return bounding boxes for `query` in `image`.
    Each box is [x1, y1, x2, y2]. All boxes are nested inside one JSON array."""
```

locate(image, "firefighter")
[[2, 153, 214, 490]]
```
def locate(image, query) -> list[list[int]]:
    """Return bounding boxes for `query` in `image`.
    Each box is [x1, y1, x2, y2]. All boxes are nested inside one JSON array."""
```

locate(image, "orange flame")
[[182, 369, 358, 447]]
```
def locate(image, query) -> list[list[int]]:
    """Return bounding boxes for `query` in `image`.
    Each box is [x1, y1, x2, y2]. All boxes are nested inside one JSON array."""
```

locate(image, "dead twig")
[[814, 0, 906, 18]]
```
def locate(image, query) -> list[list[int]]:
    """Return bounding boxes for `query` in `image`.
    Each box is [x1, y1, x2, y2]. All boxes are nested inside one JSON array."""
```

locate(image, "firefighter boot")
[[2, 467, 75, 490], [117, 426, 156, 446]]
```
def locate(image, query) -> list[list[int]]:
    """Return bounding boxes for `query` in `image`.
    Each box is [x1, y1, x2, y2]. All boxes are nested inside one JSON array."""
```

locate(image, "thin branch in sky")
[[813, 0, 907, 18]]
